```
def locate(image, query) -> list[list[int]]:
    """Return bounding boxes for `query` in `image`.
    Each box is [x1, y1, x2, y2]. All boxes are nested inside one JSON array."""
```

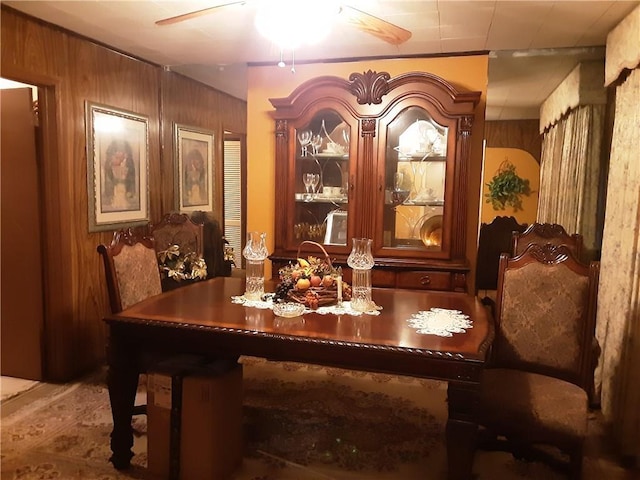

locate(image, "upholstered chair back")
[[493, 243, 599, 391], [511, 222, 583, 259], [97, 229, 162, 313], [149, 212, 203, 257]]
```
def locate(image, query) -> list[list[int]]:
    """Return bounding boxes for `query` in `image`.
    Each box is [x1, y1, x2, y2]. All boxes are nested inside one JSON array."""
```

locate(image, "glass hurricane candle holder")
[[242, 231, 269, 300], [347, 238, 374, 312]]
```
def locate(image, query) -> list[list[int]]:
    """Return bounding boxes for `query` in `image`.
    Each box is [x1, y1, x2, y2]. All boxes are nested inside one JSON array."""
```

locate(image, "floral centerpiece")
[[157, 244, 207, 282], [274, 247, 351, 309]]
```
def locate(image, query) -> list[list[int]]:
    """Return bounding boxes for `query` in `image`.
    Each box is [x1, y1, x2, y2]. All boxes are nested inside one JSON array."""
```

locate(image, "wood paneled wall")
[[485, 119, 542, 162], [161, 73, 247, 217], [1, 7, 247, 381]]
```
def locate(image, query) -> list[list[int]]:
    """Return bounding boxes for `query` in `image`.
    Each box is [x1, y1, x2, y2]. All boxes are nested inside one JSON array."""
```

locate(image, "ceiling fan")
[[155, 1, 412, 46]]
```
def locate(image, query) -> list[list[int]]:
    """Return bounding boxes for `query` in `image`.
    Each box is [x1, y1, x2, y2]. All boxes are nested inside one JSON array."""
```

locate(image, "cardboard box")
[[147, 356, 205, 479], [180, 363, 244, 480], [147, 359, 243, 480]]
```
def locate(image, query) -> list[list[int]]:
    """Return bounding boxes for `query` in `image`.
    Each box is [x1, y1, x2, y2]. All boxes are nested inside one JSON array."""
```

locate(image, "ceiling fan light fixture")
[[255, 0, 340, 50]]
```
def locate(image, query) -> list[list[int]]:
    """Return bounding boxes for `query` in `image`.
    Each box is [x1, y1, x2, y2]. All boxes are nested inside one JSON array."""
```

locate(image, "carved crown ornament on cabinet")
[[269, 70, 481, 292]]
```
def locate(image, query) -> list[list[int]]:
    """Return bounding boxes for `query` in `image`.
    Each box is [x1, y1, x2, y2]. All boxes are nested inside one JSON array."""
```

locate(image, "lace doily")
[[406, 308, 472, 337], [231, 295, 381, 316]]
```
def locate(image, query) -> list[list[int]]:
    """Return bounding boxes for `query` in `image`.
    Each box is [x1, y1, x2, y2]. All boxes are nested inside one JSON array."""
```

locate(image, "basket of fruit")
[[274, 241, 351, 309]]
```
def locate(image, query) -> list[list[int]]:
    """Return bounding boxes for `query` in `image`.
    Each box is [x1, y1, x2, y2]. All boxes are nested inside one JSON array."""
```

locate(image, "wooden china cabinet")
[[269, 70, 481, 292]]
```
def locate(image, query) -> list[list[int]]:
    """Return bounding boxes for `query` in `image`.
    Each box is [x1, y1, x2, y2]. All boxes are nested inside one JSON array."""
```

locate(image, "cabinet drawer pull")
[[420, 275, 431, 285]]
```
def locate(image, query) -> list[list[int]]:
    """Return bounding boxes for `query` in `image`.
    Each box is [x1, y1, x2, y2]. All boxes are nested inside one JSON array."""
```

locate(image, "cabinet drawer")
[[396, 271, 452, 291]]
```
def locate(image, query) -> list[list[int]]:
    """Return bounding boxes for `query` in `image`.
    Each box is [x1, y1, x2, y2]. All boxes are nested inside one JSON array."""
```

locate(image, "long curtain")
[[595, 67, 640, 460], [537, 104, 605, 258]]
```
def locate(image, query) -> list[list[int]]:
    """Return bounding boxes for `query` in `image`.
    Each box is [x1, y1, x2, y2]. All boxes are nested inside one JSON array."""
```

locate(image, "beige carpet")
[[0, 357, 592, 480]]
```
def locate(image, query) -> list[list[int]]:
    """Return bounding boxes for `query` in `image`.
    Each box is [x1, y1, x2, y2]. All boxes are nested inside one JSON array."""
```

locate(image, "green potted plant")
[[485, 159, 531, 211]]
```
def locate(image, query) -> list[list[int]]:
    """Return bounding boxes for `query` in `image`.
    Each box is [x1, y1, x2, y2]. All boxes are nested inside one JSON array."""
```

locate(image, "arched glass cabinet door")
[[293, 109, 351, 247], [382, 106, 448, 252]]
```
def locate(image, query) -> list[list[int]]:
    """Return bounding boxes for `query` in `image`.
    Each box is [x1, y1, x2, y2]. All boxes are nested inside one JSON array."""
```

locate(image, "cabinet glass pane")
[[383, 106, 448, 251], [293, 109, 350, 246]]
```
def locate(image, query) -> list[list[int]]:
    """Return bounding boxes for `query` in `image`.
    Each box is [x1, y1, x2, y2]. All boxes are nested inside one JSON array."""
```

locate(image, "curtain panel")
[[595, 4, 640, 461], [537, 105, 605, 258], [595, 67, 640, 461]]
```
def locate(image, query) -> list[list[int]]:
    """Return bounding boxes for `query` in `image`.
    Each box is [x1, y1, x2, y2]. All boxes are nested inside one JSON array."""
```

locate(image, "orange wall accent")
[[481, 147, 540, 225], [247, 55, 488, 280]]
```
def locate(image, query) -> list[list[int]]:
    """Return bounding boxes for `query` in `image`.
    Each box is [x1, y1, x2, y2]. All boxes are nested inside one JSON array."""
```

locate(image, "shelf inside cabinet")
[[397, 155, 446, 162], [295, 195, 348, 204], [299, 153, 349, 160], [385, 199, 444, 207]]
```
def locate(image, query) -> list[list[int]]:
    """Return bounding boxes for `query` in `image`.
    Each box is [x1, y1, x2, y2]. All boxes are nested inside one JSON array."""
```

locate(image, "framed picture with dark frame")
[[174, 124, 214, 213], [324, 210, 348, 245], [85, 101, 149, 232]]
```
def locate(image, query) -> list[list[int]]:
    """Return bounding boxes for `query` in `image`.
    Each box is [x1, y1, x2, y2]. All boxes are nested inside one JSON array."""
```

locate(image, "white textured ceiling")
[[3, 1, 638, 120]]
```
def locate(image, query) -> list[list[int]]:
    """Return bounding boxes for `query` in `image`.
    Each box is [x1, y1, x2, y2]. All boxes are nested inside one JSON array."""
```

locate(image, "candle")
[[337, 275, 343, 303]]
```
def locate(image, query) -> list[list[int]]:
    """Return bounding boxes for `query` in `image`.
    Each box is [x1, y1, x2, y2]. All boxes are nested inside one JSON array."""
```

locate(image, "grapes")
[[273, 279, 294, 302]]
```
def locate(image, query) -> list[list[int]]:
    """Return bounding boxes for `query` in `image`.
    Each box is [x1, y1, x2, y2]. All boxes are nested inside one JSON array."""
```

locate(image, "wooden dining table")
[[103, 276, 493, 480]]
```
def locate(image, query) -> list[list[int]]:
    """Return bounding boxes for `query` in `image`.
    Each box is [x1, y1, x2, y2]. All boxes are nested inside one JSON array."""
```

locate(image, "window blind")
[[223, 139, 242, 267]]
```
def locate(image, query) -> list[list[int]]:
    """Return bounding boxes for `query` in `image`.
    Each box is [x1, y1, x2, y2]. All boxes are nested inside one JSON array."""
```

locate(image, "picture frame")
[[174, 124, 215, 213], [324, 210, 348, 245], [85, 101, 149, 232]]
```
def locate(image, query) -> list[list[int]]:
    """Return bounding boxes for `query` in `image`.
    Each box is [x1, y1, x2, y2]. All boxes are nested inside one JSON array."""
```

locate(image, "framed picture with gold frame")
[[85, 101, 149, 232], [174, 124, 215, 213]]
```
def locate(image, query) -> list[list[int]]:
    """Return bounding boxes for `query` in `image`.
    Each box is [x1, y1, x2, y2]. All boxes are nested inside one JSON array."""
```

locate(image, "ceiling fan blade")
[[340, 5, 411, 45], [155, 1, 246, 26]]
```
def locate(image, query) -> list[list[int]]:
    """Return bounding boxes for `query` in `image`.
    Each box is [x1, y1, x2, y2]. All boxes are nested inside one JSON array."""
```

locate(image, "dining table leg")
[[106, 327, 141, 470], [445, 380, 480, 480]]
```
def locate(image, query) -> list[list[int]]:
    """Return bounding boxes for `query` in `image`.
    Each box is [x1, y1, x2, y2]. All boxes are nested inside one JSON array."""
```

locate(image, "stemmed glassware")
[[390, 171, 410, 206], [303, 173, 314, 201], [310, 135, 322, 155], [297, 130, 312, 157], [310, 173, 320, 199]]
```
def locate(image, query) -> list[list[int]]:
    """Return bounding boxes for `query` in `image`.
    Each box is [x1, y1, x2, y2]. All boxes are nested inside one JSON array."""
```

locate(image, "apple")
[[310, 275, 322, 287], [295, 278, 311, 290]]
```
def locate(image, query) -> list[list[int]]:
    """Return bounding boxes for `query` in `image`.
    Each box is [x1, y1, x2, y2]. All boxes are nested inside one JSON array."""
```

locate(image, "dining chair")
[[97, 228, 163, 416], [149, 212, 207, 290], [478, 243, 600, 479], [149, 212, 203, 257], [511, 222, 583, 259]]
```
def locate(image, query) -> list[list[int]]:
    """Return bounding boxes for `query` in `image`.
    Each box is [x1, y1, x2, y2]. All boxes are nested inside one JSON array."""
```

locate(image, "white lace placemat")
[[231, 295, 381, 316], [407, 308, 473, 337]]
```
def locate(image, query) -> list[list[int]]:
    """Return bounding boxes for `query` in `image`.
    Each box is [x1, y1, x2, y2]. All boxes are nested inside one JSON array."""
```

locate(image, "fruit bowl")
[[272, 302, 306, 318]]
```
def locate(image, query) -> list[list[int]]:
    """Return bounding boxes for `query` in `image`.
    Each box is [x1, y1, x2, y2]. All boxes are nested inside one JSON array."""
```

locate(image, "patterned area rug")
[[1, 357, 571, 480]]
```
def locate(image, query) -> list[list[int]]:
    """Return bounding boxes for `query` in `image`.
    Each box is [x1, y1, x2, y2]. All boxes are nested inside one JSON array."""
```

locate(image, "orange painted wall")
[[247, 55, 488, 279], [481, 147, 540, 225]]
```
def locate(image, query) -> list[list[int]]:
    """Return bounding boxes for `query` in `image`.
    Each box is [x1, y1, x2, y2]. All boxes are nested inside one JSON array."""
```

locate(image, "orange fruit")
[[296, 278, 311, 290]]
